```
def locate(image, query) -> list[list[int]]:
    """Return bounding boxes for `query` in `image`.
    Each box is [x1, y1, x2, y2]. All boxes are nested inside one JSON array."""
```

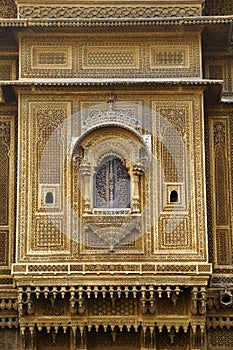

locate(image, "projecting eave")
[[0, 15, 233, 28], [0, 78, 223, 87], [221, 95, 233, 104]]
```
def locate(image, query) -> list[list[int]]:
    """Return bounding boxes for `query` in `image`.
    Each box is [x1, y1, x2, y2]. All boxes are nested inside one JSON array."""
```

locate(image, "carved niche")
[[72, 125, 148, 254]]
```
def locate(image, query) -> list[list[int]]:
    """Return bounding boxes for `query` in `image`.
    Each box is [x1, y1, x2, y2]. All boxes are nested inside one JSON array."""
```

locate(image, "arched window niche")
[[45, 191, 54, 204], [72, 125, 149, 216]]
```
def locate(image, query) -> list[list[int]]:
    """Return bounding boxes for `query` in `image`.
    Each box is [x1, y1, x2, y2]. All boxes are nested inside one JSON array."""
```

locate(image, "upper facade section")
[[14, 0, 204, 19], [19, 31, 202, 79]]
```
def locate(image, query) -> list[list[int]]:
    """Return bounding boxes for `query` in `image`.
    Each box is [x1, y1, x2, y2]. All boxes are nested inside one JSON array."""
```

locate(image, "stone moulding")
[[12, 262, 212, 276], [0, 17, 233, 28]]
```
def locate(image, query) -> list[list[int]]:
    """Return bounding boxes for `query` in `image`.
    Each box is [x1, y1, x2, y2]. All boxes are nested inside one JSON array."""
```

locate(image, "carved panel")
[[0, 329, 20, 350], [20, 33, 201, 79], [152, 96, 206, 258], [0, 117, 14, 271], [0, 60, 16, 80], [159, 215, 190, 248], [208, 119, 232, 267], [17, 93, 207, 263], [91, 298, 135, 316], [32, 46, 72, 69], [150, 46, 189, 68], [0, 0, 17, 18], [18, 97, 72, 258], [203, 0, 233, 15], [208, 329, 233, 349], [0, 231, 8, 265], [80, 102, 141, 134], [33, 218, 63, 250], [0, 123, 10, 225], [205, 58, 233, 95], [82, 46, 139, 69], [18, 5, 201, 19]]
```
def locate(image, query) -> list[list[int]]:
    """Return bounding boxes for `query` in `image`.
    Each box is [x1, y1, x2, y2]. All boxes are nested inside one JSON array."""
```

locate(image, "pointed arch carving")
[[72, 126, 149, 215]]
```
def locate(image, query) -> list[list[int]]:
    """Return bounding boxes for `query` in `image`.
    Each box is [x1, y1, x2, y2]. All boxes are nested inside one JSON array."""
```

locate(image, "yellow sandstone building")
[[0, 0, 233, 349]]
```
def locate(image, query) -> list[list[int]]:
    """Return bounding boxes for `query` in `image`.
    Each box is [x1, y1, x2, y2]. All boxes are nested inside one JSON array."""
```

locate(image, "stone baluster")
[[131, 164, 143, 213], [79, 162, 91, 213]]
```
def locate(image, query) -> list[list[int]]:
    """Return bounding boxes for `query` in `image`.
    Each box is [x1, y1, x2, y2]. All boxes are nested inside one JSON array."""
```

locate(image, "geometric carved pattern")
[[0, 329, 20, 350], [18, 5, 201, 19], [0, 140, 9, 225], [216, 229, 232, 266], [0, 0, 17, 18], [0, 61, 16, 80], [0, 117, 14, 273], [91, 298, 134, 316], [82, 47, 139, 69], [204, 0, 233, 15], [150, 46, 189, 68], [32, 47, 72, 69], [154, 104, 188, 183], [160, 217, 189, 247], [208, 329, 233, 348], [17, 100, 71, 256], [214, 122, 228, 226], [34, 218, 63, 249], [210, 119, 232, 267], [0, 231, 8, 265]]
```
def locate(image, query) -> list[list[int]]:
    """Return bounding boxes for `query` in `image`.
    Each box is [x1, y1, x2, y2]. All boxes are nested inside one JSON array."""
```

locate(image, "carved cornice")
[[12, 263, 212, 287], [0, 16, 232, 28]]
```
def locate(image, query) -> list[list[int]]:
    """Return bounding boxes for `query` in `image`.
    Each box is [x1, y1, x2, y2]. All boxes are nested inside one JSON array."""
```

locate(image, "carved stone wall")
[[206, 116, 232, 268], [0, 116, 15, 274], [205, 57, 233, 96], [16, 91, 208, 267], [19, 32, 202, 79], [0, 60, 16, 80], [204, 0, 233, 15], [0, 0, 17, 18], [17, 3, 202, 19]]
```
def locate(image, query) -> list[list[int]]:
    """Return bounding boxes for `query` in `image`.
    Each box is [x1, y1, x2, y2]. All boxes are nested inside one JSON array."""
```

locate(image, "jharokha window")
[[94, 157, 130, 209]]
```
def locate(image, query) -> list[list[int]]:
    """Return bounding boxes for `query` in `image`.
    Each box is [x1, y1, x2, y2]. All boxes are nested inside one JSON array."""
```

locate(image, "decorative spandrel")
[[94, 157, 130, 209]]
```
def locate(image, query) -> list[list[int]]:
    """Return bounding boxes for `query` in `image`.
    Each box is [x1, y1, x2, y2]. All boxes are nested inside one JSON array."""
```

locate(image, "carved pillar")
[[131, 164, 143, 213], [191, 287, 198, 315], [76, 326, 87, 350], [20, 327, 26, 350], [29, 325, 35, 349], [79, 162, 91, 213]]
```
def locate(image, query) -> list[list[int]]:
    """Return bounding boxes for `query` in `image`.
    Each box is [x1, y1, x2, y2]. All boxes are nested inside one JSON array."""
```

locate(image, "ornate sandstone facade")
[[0, 0, 233, 349]]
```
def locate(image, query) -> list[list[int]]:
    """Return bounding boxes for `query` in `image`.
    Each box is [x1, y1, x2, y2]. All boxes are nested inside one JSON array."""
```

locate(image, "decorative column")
[[79, 162, 91, 213], [131, 164, 143, 213]]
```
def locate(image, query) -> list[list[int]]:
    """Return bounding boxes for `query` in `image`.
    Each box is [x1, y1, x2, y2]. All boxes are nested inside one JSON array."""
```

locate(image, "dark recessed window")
[[45, 192, 54, 204], [94, 157, 130, 208], [170, 190, 178, 203]]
